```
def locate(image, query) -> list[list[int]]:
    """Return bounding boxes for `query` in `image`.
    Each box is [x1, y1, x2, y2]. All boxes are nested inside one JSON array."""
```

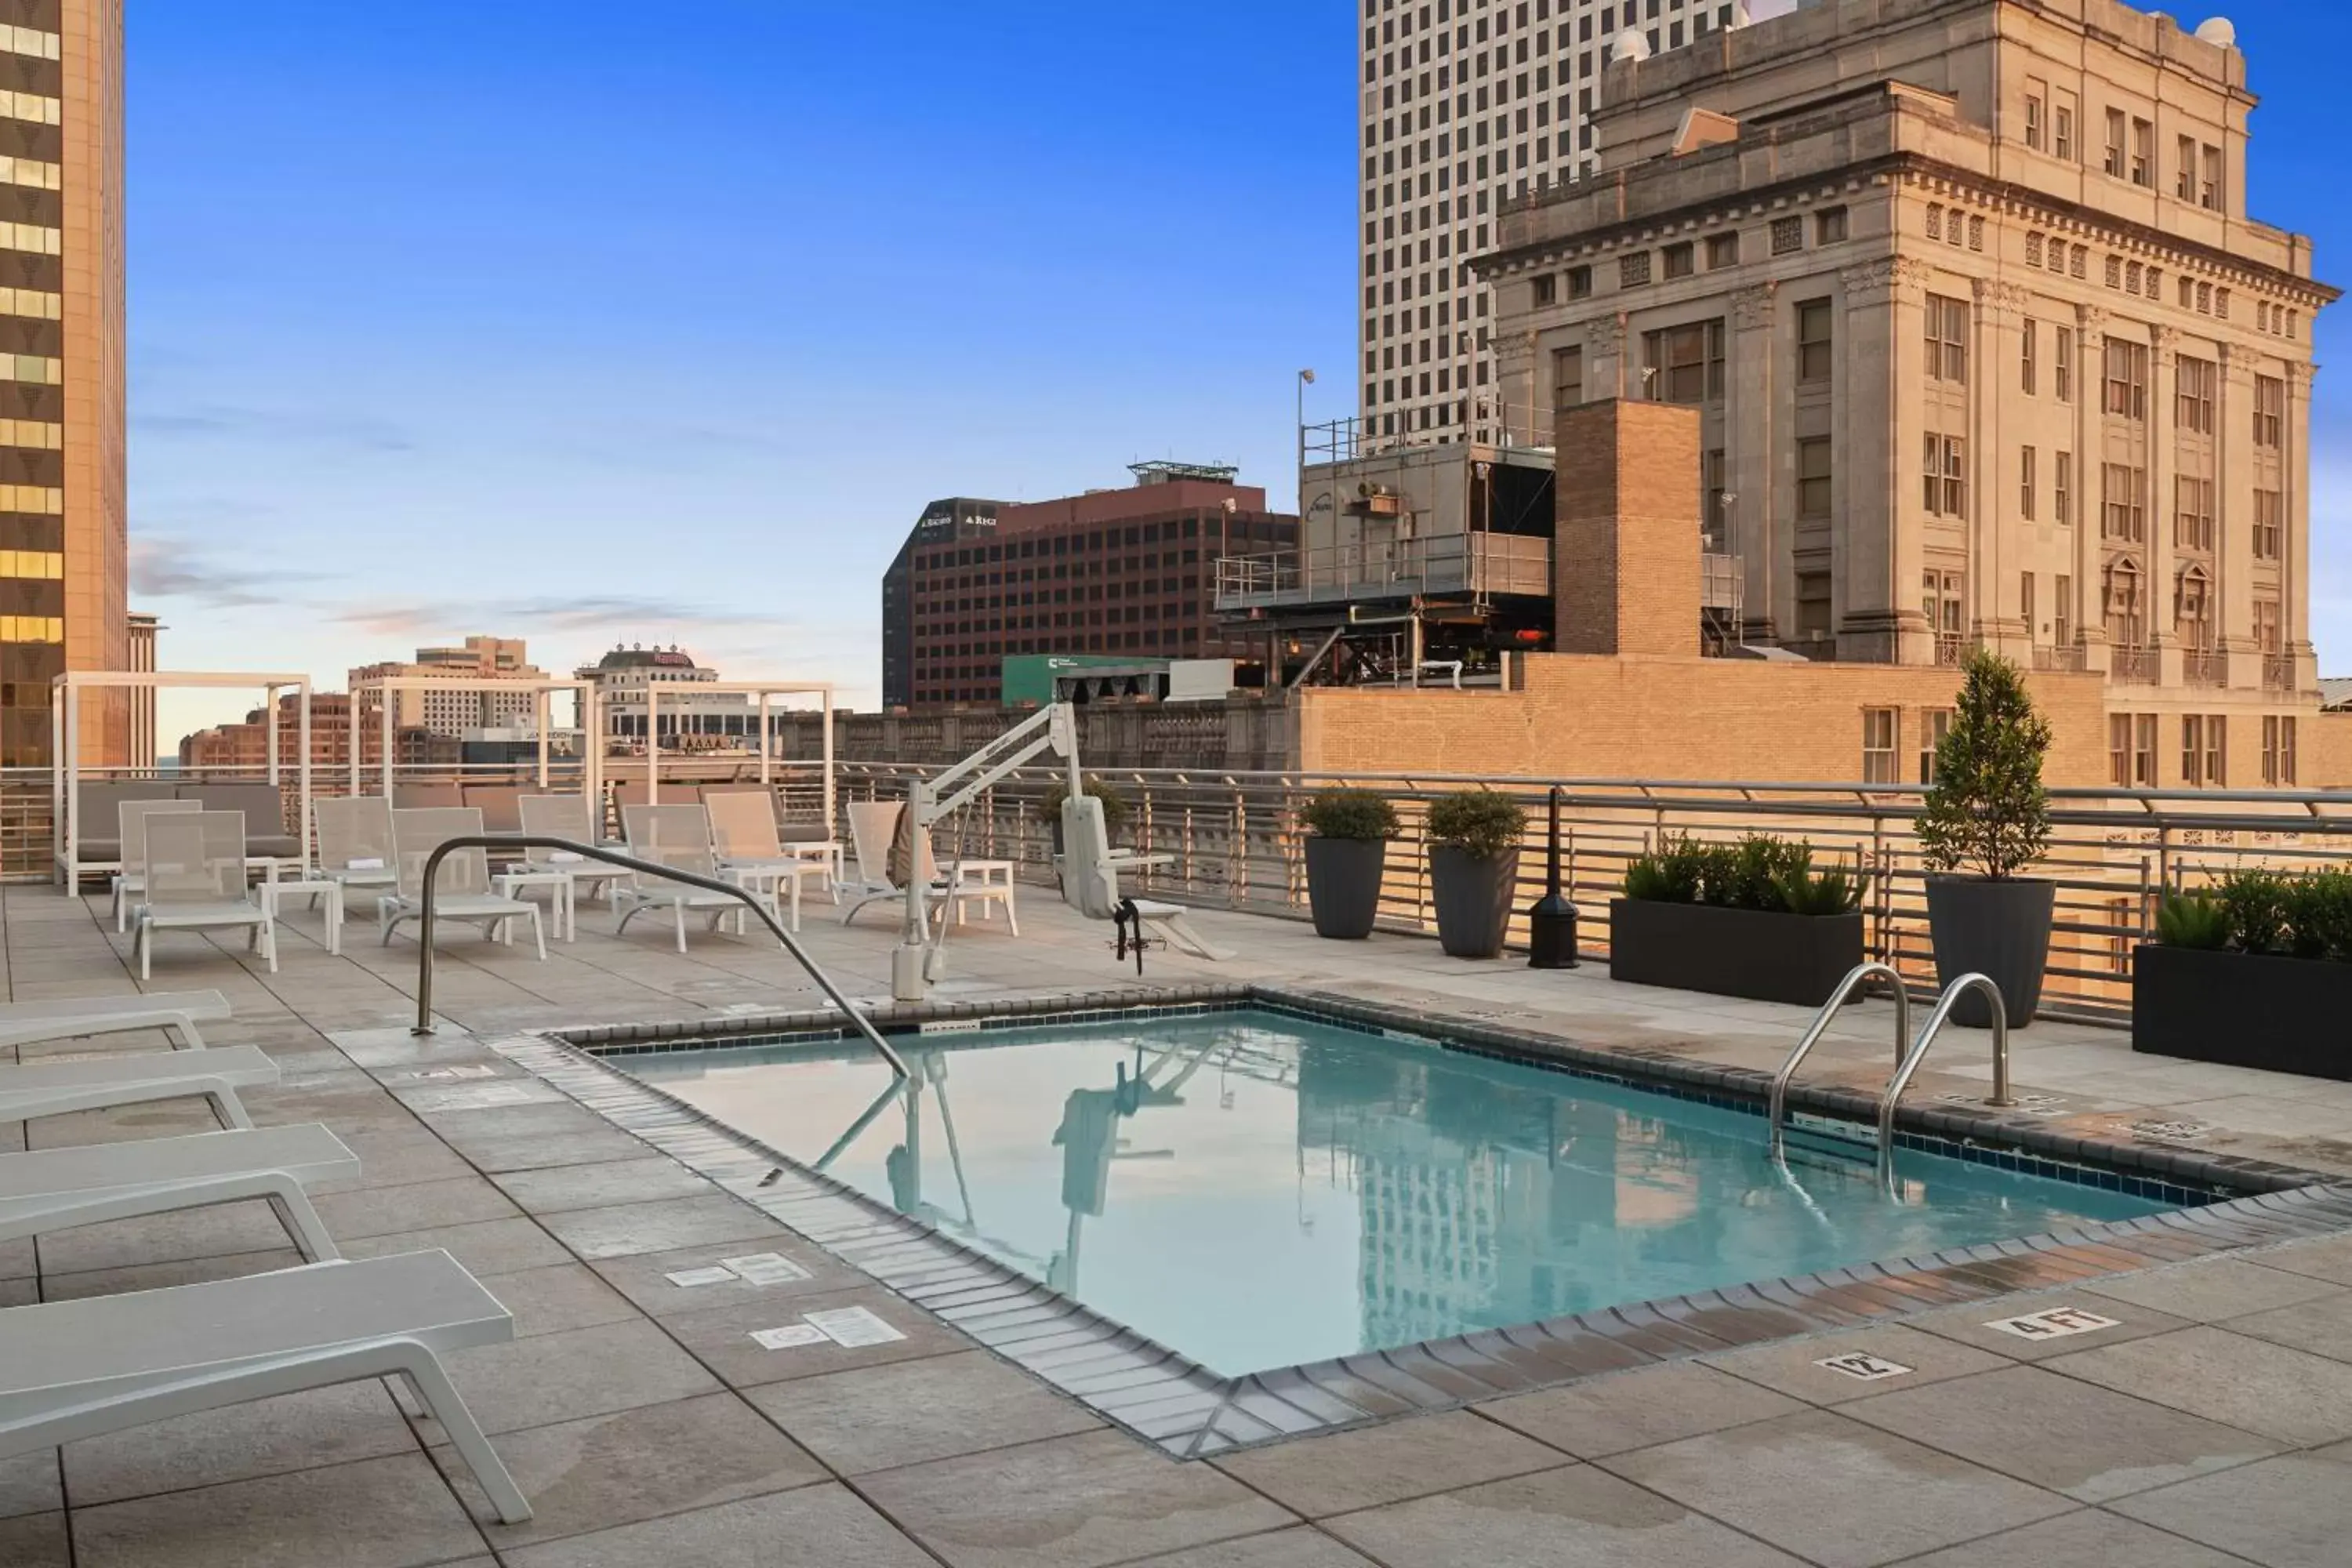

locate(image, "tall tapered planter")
[[1925, 877, 2053, 1027], [1431, 846, 1519, 959], [1305, 837, 1385, 939]]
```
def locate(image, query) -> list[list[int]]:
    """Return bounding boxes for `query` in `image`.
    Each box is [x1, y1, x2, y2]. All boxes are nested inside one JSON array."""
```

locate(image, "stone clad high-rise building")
[[1356, 0, 1767, 446], [0, 0, 122, 767], [1483, 0, 2333, 786]]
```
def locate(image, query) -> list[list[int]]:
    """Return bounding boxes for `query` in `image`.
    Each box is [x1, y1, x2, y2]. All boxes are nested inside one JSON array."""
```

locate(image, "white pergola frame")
[[345, 676, 601, 804], [631, 680, 837, 826], [52, 670, 313, 887]]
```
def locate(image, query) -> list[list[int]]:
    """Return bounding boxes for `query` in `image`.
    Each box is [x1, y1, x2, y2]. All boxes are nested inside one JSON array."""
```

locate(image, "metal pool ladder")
[[1767, 963, 1908, 1159], [1875, 973, 2010, 1184]]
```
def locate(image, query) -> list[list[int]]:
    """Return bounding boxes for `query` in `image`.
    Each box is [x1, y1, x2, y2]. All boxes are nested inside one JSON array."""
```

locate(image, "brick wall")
[[1552, 399, 1701, 658]]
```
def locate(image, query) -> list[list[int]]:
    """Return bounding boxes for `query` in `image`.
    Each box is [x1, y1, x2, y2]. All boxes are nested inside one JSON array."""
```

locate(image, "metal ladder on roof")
[[1768, 967, 2014, 1181]]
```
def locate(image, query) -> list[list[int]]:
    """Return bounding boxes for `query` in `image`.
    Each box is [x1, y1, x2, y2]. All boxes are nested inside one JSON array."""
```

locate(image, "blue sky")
[[127, 1, 2350, 742]]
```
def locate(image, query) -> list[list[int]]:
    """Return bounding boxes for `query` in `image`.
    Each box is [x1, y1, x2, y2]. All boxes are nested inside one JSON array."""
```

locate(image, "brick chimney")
[[1552, 398, 1702, 657]]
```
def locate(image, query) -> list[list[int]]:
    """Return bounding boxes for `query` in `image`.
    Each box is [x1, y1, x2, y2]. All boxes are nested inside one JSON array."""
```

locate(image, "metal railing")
[[2264, 655, 2297, 693], [406, 833, 909, 1079], [2032, 643, 2087, 673], [1213, 533, 1552, 609], [1878, 974, 2011, 1184], [1766, 963, 1909, 1160], [2111, 647, 2161, 684], [2183, 651, 2227, 688]]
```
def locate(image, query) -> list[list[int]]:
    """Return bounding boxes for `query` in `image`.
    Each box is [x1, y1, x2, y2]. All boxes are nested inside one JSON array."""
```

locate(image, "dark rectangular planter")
[[1609, 899, 1865, 1007], [2133, 944, 2352, 1081]]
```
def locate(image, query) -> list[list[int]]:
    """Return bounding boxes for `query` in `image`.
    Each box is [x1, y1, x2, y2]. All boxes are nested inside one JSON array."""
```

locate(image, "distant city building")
[[350, 635, 549, 738], [881, 463, 1298, 709], [0, 2, 127, 768], [176, 692, 459, 773], [576, 644, 777, 753], [127, 610, 157, 768], [1356, 0, 1770, 447]]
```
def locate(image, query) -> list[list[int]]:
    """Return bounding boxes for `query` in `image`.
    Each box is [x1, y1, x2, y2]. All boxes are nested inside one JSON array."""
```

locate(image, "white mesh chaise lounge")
[[312, 794, 399, 916], [517, 793, 631, 906], [703, 789, 824, 933], [380, 808, 546, 960], [840, 800, 1018, 932], [0, 1249, 535, 1524], [131, 812, 278, 980], [0, 1123, 354, 1262], [109, 797, 201, 933], [0, 1042, 278, 1128], [0, 989, 230, 1054], [614, 804, 775, 953], [1061, 794, 1229, 960]]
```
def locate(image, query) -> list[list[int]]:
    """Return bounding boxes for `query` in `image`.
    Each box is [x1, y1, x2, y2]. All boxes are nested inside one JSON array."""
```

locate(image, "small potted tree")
[[1039, 777, 1129, 858], [1301, 789, 1399, 939], [1918, 649, 2054, 1027], [1426, 789, 1527, 959]]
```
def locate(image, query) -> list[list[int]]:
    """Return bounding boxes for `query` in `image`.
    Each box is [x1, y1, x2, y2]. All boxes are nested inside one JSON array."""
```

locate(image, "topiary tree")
[[1917, 648, 2053, 881]]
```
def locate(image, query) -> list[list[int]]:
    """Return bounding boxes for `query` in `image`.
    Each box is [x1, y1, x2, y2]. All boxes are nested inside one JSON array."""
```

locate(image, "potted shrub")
[[2134, 869, 2352, 1078], [1426, 789, 1527, 958], [1039, 777, 1129, 857], [1610, 834, 1865, 1005], [1301, 789, 1399, 939], [1918, 649, 2054, 1027]]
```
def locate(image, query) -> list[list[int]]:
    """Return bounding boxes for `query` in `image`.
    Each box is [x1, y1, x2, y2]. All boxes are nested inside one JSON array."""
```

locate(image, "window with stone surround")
[[1798, 299, 1833, 383], [2263, 715, 2297, 787], [2102, 463, 2147, 543], [1770, 216, 1802, 254], [1925, 295, 1969, 383], [2255, 376, 2284, 448], [2254, 489, 2283, 561], [1862, 708, 1899, 785], [1642, 318, 1724, 405], [1918, 708, 1953, 785], [1798, 437, 1831, 520], [1923, 434, 1965, 517], [2103, 339, 2148, 420], [2103, 556, 2145, 647], [2176, 356, 2216, 435]]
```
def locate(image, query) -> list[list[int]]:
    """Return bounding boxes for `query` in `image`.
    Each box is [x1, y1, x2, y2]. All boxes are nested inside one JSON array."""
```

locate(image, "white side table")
[[724, 862, 826, 934], [259, 877, 344, 956], [493, 869, 577, 942]]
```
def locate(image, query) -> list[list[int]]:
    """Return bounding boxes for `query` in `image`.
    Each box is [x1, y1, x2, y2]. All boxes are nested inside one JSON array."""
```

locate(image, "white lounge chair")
[[0, 1041, 277, 1128], [0, 1123, 354, 1261], [1061, 795, 1229, 960], [0, 989, 229, 1054], [614, 804, 775, 953], [110, 797, 201, 933], [312, 795, 399, 916], [0, 1249, 534, 1524], [704, 790, 824, 933], [840, 800, 1019, 932], [132, 813, 278, 980], [517, 793, 631, 904], [380, 808, 546, 960]]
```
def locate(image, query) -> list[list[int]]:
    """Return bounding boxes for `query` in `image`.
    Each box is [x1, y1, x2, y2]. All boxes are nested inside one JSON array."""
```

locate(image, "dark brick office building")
[[880, 463, 1298, 710]]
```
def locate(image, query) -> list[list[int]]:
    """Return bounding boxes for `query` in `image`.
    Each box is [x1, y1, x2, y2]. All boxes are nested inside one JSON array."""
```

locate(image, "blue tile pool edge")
[[500, 988, 2352, 1459]]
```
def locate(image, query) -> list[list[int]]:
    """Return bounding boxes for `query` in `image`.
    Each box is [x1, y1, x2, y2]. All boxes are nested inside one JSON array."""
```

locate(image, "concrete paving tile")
[[67, 1452, 486, 1568], [306, 1125, 478, 1192], [746, 1348, 1100, 1475], [860, 1428, 1295, 1568], [1113, 1529, 1379, 1567], [0, 1512, 67, 1566], [312, 1175, 522, 1239], [435, 1319, 722, 1436], [1841, 1363, 2280, 1503], [1210, 1410, 1570, 1518], [1907, 1290, 2194, 1362], [662, 1283, 969, 1388], [2079, 1258, 2346, 1323], [2114, 1454, 2352, 1568], [488, 1156, 720, 1214], [1698, 1322, 2015, 1406], [31, 1199, 296, 1276], [2253, 1232, 2352, 1287], [343, 1216, 570, 1277], [38, 1246, 310, 1301], [1473, 1359, 1806, 1458], [429, 1391, 826, 1548], [2224, 1287, 2352, 1363], [2046, 1325, 2352, 1446], [0, 1450, 60, 1519], [61, 1382, 417, 1505], [1321, 1465, 1809, 1568], [24, 1098, 223, 1151], [472, 1262, 641, 1339], [1597, 1407, 2074, 1568], [501, 1483, 938, 1568], [585, 1237, 860, 1319], [535, 1193, 791, 1260], [1891, 1507, 2260, 1567]]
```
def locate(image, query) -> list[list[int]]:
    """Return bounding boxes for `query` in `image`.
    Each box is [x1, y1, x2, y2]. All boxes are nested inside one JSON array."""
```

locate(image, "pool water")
[[626, 1009, 2176, 1377]]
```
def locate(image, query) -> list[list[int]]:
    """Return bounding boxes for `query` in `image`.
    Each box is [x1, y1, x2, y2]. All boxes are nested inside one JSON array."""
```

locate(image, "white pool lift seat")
[[0, 1122, 355, 1261], [1059, 795, 1229, 960], [132, 812, 278, 980], [0, 1249, 535, 1524]]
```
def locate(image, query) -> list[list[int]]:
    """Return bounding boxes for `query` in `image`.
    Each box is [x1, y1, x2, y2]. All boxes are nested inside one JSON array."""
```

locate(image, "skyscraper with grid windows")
[[1357, 0, 1773, 446]]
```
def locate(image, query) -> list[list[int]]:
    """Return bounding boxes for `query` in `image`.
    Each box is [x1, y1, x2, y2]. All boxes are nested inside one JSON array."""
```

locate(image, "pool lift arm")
[[895, 700, 1080, 1000]]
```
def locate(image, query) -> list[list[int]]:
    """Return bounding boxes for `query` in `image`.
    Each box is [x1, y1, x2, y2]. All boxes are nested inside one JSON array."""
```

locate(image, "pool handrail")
[[1766, 962, 1910, 1160], [1877, 972, 2013, 1185]]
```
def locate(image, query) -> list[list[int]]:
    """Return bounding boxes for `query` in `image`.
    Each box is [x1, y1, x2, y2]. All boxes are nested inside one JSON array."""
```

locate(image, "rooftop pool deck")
[[7, 878, 2352, 1566]]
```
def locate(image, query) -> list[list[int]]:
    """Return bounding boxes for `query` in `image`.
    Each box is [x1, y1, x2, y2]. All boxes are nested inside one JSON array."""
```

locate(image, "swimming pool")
[[620, 1005, 2183, 1377]]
